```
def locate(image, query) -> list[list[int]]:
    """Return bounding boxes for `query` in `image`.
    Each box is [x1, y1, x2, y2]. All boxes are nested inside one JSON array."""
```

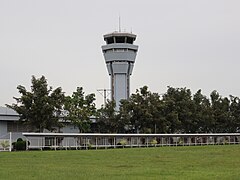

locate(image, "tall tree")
[[229, 96, 240, 132], [64, 87, 96, 133], [192, 89, 212, 133], [119, 86, 160, 133], [127, 86, 152, 133], [7, 76, 65, 132], [148, 93, 168, 133], [96, 100, 125, 133], [161, 87, 195, 133], [210, 90, 231, 133]]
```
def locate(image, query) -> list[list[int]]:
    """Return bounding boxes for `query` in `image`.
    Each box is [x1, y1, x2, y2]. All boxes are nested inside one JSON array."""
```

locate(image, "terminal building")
[[0, 106, 79, 143]]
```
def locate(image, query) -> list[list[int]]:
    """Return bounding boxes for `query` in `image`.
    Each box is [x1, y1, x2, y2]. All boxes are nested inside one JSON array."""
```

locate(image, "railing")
[[23, 133, 240, 150]]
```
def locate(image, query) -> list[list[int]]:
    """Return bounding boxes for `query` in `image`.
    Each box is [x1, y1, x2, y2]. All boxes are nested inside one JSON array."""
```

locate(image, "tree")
[[7, 76, 65, 132], [192, 89, 212, 133], [148, 93, 168, 133], [229, 96, 240, 132], [210, 90, 231, 133], [64, 87, 96, 133], [161, 87, 195, 133], [119, 86, 162, 133], [102, 86, 240, 134], [121, 86, 152, 133], [96, 100, 124, 133]]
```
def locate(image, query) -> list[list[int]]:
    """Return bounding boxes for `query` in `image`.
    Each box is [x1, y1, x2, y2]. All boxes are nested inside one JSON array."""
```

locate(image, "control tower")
[[102, 31, 138, 110]]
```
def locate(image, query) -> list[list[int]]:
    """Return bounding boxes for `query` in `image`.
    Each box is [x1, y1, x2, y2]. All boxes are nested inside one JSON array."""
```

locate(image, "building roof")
[[22, 132, 240, 138], [0, 107, 19, 121], [0, 107, 18, 116]]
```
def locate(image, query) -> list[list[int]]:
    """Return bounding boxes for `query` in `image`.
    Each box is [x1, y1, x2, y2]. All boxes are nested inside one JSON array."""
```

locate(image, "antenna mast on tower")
[[119, 15, 121, 32]]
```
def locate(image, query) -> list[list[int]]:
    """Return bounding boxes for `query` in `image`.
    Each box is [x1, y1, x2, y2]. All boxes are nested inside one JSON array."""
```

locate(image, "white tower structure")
[[102, 31, 138, 109]]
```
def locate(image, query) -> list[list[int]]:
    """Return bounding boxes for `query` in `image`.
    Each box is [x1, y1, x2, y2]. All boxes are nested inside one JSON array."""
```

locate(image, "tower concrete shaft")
[[102, 32, 138, 110]]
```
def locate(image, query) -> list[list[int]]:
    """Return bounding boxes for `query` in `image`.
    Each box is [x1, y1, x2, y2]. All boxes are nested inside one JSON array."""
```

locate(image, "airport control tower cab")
[[102, 31, 138, 110]]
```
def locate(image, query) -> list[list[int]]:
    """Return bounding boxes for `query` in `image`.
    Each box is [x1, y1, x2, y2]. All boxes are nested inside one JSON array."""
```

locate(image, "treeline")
[[8, 76, 240, 133], [98, 86, 240, 133]]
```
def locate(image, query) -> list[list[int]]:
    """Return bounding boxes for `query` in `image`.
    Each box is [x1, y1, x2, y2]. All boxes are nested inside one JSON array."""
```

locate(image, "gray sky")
[[1, 0, 240, 107]]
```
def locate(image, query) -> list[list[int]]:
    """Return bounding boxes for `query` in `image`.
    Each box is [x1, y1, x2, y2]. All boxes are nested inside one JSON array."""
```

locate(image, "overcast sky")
[[0, 0, 240, 107]]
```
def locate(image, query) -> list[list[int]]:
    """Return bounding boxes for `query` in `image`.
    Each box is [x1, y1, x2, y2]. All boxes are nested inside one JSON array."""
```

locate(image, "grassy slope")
[[0, 145, 240, 180]]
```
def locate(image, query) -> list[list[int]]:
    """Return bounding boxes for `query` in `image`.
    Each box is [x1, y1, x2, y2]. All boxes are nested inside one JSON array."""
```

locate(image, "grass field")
[[0, 145, 240, 180]]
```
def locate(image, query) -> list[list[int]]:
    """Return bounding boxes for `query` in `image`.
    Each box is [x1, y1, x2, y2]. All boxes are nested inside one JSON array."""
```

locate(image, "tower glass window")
[[127, 37, 134, 44], [106, 37, 114, 44], [115, 36, 125, 43]]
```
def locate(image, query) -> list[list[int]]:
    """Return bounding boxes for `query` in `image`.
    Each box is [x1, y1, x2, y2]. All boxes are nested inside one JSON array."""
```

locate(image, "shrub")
[[1, 140, 10, 150], [88, 143, 92, 149], [12, 138, 30, 151], [17, 138, 23, 142], [150, 139, 157, 146], [178, 138, 183, 145], [119, 139, 127, 147]]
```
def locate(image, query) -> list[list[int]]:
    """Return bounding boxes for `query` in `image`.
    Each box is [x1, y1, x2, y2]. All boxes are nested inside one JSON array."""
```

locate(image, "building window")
[[7, 121, 32, 132]]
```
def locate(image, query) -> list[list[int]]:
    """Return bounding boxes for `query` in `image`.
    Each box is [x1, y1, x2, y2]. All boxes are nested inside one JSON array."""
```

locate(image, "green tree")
[[149, 93, 169, 133], [64, 87, 96, 133], [192, 89, 212, 133], [97, 100, 125, 133], [123, 86, 152, 133], [210, 90, 231, 133], [119, 86, 161, 133], [95, 86, 240, 134], [7, 76, 65, 132], [161, 87, 195, 133], [136, 91, 168, 133], [229, 96, 240, 132]]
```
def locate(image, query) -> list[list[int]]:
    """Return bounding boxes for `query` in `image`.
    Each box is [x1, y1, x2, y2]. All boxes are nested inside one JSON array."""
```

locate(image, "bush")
[[1, 140, 10, 150], [17, 138, 23, 142], [12, 138, 30, 151], [119, 139, 127, 147], [150, 139, 157, 146]]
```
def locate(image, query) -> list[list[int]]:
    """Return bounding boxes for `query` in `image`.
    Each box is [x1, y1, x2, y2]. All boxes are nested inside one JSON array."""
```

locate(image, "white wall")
[[0, 121, 7, 138]]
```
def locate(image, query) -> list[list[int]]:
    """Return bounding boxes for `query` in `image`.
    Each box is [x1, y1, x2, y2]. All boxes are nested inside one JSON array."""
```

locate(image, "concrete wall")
[[60, 124, 79, 133], [0, 121, 7, 138]]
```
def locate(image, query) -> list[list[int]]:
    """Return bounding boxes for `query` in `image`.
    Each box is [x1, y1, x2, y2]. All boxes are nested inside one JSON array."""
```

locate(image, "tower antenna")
[[119, 15, 121, 32]]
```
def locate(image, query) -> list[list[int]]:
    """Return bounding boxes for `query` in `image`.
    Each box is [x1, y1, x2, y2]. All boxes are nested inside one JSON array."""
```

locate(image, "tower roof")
[[103, 31, 136, 40]]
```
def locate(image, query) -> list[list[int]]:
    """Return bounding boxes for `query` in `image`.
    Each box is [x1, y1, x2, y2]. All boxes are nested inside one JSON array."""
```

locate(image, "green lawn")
[[0, 145, 240, 180]]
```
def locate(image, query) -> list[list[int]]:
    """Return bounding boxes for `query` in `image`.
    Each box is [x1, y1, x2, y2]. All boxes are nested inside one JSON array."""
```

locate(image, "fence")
[[23, 133, 240, 150]]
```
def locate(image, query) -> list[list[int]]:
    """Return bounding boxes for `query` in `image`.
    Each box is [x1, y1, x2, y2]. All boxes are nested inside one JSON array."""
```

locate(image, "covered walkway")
[[23, 133, 240, 150]]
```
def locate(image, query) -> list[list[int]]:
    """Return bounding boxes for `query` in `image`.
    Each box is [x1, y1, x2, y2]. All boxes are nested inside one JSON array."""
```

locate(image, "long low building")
[[23, 132, 240, 150]]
